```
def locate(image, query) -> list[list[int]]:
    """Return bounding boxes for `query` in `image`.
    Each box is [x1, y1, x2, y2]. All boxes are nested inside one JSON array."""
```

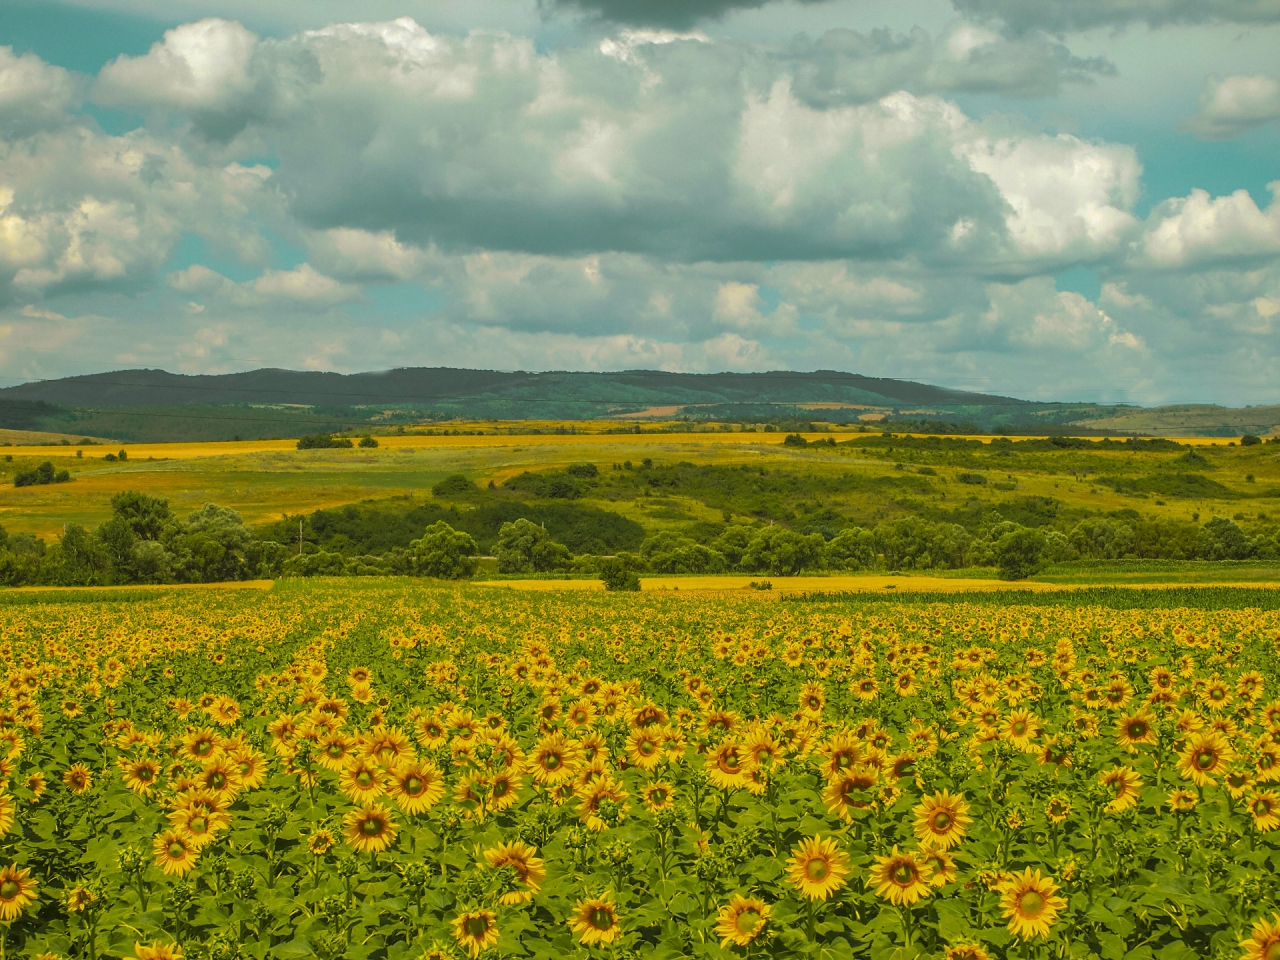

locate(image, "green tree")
[[410, 521, 479, 579], [741, 527, 825, 576], [825, 527, 876, 570], [495, 518, 571, 573], [110, 491, 174, 541], [995, 528, 1047, 581], [599, 558, 641, 591]]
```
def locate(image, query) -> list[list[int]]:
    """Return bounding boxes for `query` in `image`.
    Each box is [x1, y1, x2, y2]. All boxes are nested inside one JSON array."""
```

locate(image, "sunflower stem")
[[806, 897, 815, 942]]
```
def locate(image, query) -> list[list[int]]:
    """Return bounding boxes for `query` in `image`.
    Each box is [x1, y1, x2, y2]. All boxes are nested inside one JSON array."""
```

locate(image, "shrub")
[[782, 434, 807, 447], [995, 527, 1047, 581], [358, 436, 379, 448], [296, 435, 354, 450], [1241, 434, 1261, 446], [956, 472, 987, 485], [432, 474, 478, 498], [600, 558, 641, 591], [14, 461, 70, 487]]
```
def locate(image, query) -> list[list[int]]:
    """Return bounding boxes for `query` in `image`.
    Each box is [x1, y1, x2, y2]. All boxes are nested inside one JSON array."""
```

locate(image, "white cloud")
[[1186, 74, 1280, 139], [1138, 184, 1280, 268], [167, 262, 358, 306], [0, 46, 80, 136]]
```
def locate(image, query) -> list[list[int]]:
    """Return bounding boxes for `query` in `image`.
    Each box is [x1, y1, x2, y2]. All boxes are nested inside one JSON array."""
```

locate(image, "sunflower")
[[715, 894, 771, 948], [817, 732, 863, 779], [152, 829, 200, 876], [798, 682, 826, 717], [1241, 914, 1280, 960], [229, 747, 267, 791], [641, 780, 675, 813], [62, 763, 93, 795], [1177, 730, 1234, 787], [65, 885, 97, 913], [568, 893, 622, 947], [1099, 765, 1142, 813], [195, 755, 242, 801], [921, 847, 958, 887], [484, 840, 546, 904], [180, 727, 219, 763], [308, 829, 335, 855], [487, 771, 522, 813], [1002, 710, 1040, 750], [1249, 790, 1280, 832], [120, 758, 160, 797], [1045, 795, 1072, 824], [787, 835, 851, 901], [822, 767, 877, 820], [625, 729, 664, 771], [167, 795, 229, 848], [945, 946, 993, 960], [25, 771, 47, 803], [340, 758, 386, 803], [869, 846, 932, 906], [1168, 788, 1199, 812], [528, 733, 580, 786], [577, 775, 628, 831], [451, 909, 499, 958], [387, 760, 445, 816], [912, 791, 972, 851], [1116, 708, 1158, 750], [852, 677, 880, 701], [317, 732, 354, 771], [0, 862, 37, 920], [706, 741, 751, 791], [0, 795, 13, 837], [1256, 745, 1280, 784], [343, 802, 398, 854], [998, 869, 1067, 940], [127, 943, 183, 960]]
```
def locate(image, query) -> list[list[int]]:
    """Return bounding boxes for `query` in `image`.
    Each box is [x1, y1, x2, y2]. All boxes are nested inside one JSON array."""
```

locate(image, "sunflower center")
[[806, 857, 830, 881], [1013, 722, 1027, 736], [361, 817, 383, 836], [1196, 751, 1215, 770], [404, 776, 424, 794], [465, 916, 490, 937], [892, 863, 915, 885], [1265, 940, 1280, 960], [1018, 891, 1044, 917], [356, 770, 374, 787], [189, 816, 208, 834], [543, 753, 561, 770], [208, 772, 226, 789], [735, 909, 762, 935], [327, 744, 344, 758], [195, 741, 213, 756], [493, 779, 509, 797], [639, 740, 656, 755], [167, 841, 186, 859], [1128, 723, 1146, 738], [651, 789, 667, 803], [1258, 800, 1272, 815], [137, 767, 154, 781], [932, 812, 951, 830], [589, 907, 614, 930]]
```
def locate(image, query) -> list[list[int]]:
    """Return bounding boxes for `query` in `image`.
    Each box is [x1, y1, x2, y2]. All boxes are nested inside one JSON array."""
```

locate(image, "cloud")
[[94, 19, 272, 141], [0, 46, 80, 137], [167, 262, 359, 306], [1185, 74, 1280, 139], [1136, 184, 1280, 268], [545, 0, 831, 29], [787, 25, 1115, 107], [950, 0, 1280, 34]]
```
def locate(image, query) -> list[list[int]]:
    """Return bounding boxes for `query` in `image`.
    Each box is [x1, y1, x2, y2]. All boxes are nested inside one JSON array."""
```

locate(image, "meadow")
[[1, 578, 1279, 960]]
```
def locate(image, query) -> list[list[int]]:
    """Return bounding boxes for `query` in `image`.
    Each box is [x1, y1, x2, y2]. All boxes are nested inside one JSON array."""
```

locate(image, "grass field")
[[2, 429, 1276, 544]]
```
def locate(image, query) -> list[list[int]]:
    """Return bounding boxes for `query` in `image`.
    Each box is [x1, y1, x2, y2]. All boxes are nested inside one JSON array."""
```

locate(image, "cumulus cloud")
[[84, 18, 1148, 273], [94, 19, 274, 141], [1185, 74, 1280, 139], [950, 0, 1280, 34], [0, 46, 80, 137], [1135, 184, 1280, 268], [168, 262, 359, 306]]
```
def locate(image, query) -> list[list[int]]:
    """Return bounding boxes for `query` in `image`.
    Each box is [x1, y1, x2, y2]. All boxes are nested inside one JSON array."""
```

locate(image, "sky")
[[0, 0, 1278, 405]]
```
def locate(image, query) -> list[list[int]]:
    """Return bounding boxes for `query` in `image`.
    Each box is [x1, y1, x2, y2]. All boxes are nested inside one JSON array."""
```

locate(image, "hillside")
[[2, 366, 1277, 443]]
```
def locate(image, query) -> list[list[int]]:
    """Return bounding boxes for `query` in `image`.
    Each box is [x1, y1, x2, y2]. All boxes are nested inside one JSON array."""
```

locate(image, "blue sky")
[[0, 0, 1278, 405]]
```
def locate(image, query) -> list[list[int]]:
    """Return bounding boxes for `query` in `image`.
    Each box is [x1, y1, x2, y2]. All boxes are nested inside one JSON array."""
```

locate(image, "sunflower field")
[[2, 581, 1280, 960]]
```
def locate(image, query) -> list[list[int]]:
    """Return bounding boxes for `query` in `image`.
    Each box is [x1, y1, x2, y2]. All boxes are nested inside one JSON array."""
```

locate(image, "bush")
[[565, 463, 599, 478], [14, 461, 70, 487], [495, 518, 572, 573], [432, 474, 478, 498], [782, 434, 807, 447], [410, 521, 479, 579], [296, 435, 354, 450], [600, 558, 641, 591], [1241, 434, 1262, 446], [995, 528, 1047, 581], [358, 436, 379, 448], [956, 472, 987, 485]]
